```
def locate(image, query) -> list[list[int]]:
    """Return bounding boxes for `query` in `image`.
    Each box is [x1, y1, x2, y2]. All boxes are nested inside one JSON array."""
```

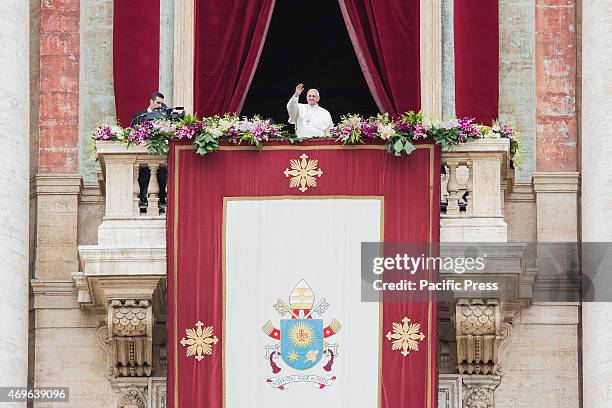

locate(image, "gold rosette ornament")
[[284, 154, 323, 192], [180, 321, 219, 361], [386, 316, 425, 357]]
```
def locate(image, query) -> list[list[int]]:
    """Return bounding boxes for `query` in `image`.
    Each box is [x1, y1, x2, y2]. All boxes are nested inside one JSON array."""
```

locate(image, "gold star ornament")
[[386, 316, 425, 357], [284, 154, 323, 192], [180, 321, 219, 361]]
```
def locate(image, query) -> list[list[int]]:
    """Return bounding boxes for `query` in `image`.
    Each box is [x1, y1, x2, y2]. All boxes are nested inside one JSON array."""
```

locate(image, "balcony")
[[89, 138, 512, 241]]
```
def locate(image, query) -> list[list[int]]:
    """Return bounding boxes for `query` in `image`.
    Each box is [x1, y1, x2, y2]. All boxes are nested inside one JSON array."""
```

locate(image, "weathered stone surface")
[[33, 176, 81, 279], [582, 1, 612, 407], [34, 327, 115, 407], [535, 0, 577, 171], [441, 0, 455, 119], [79, 0, 115, 184], [0, 0, 29, 396], [499, 0, 536, 181], [495, 304, 580, 408], [38, 0, 80, 174]]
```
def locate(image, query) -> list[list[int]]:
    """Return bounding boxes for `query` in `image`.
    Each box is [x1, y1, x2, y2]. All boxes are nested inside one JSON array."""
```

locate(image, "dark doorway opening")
[[241, 0, 379, 128]]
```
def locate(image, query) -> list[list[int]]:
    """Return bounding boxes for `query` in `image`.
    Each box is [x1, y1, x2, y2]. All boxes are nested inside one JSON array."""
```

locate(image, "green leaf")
[[393, 139, 404, 154], [403, 141, 416, 155]]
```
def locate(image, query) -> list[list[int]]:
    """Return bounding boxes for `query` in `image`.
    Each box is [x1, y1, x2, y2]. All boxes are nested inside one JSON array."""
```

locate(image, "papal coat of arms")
[[262, 280, 341, 390]]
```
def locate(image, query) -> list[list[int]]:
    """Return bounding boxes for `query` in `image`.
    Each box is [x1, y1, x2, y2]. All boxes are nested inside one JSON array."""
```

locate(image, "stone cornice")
[[443, 138, 510, 153], [533, 171, 580, 193], [80, 183, 104, 204], [506, 181, 535, 202], [30, 279, 78, 310], [31, 174, 83, 196], [78, 245, 166, 276]]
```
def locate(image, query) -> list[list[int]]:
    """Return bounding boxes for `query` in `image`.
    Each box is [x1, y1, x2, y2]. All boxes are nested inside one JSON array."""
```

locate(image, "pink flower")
[[128, 127, 151, 145], [413, 123, 428, 139], [95, 125, 113, 140], [500, 123, 514, 139], [175, 123, 202, 140]]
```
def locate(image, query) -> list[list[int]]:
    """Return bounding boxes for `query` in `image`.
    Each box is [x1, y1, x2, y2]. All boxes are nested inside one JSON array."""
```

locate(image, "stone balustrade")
[[440, 139, 512, 242], [92, 139, 512, 245], [95, 141, 168, 246]]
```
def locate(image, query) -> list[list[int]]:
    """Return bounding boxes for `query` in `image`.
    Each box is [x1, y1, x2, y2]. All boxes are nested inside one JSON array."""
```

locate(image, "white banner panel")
[[225, 198, 382, 407]]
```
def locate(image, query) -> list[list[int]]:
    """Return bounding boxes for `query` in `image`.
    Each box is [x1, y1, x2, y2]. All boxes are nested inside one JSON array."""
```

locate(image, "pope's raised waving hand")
[[294, 83, 304, 96]]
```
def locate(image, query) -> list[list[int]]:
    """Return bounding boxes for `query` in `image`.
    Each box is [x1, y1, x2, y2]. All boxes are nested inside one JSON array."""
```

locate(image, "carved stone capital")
[[111, 378, 148, 408], [455, 299, 513, 376], [108, 299, 154, 377], [120, 390, 147, 408], [462, 375, 500, 408], [110, 377, 167, 408]]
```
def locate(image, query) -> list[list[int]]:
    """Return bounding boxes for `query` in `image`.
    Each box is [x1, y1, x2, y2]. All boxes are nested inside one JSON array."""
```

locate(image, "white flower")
[[482, 129, 498, 139], [218, 118, 232, 132], [348, 114, 362, 126], [379, 124, 394, 140], [437, 119, 458, 130], [110, 125, 122, 136], [210, 127, 223, 138]]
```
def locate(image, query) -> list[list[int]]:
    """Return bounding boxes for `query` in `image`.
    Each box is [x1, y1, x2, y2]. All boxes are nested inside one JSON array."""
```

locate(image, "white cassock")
[[286, 95, 334, 137]]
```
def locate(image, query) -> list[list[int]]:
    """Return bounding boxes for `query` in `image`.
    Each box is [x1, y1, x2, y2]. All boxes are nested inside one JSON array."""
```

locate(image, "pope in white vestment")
[[286, 83, 334, 137]]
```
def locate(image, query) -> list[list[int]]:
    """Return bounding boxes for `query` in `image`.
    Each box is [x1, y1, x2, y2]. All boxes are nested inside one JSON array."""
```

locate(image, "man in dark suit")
[[131, 91, 165, 127], [133, 91, 168, 210]]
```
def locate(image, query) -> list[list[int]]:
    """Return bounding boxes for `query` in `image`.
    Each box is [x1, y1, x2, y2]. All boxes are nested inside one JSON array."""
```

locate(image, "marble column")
[[159, 0, 175, 107], [582, 1, 612, 407], [420, 0, 442, 119], [533, 0, 579, 244], [0, 0, 30, 402], [173, 0, 194, 113]]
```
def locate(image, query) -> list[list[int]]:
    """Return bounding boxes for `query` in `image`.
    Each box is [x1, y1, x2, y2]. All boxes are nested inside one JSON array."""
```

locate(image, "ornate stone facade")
[[0, 0, 605, 407]]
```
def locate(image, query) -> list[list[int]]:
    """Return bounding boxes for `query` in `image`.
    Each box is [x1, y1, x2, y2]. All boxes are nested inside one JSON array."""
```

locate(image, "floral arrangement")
[[93, 112, 521, 165]]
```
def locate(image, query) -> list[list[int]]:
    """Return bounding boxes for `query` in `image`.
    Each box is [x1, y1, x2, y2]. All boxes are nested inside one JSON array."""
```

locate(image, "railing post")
[[465, 160, 473, 217], [147, 163, 160, 216], [445, 160, 460, 217], [133, 162, 141, 216]]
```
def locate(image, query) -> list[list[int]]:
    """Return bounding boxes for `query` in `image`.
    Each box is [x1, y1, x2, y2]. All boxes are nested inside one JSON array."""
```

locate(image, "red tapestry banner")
[[454, 0, 499, 124], [113, 0, 160, 127], [168, 141, 439, 407]]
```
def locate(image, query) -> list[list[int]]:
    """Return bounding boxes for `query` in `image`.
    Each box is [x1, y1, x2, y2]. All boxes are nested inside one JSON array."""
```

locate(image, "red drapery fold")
[[113, 0, 160, 127], [193, 0, 276, 116], [454, 0, 499, 124], [338, 0, 420, 116]]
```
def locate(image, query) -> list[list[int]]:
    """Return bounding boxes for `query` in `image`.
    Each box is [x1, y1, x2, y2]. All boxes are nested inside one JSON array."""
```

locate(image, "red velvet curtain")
[[193, 0, 276, 116], [338, 0, 420, 116], [113, 0, 160, 127], [454, 0, 499, 124]]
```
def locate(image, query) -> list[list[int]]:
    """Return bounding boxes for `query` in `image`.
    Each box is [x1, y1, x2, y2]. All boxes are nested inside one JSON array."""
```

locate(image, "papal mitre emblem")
[[289, 279, 315, 313]]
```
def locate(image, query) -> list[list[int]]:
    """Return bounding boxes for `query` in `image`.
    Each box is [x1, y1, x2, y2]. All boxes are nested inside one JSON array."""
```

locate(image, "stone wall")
[[495, 303, 580, 408], [79, 0, 115, 184]]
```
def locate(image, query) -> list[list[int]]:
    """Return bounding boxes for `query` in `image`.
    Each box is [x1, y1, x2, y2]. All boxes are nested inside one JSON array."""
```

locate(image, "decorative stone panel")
[[108, 299, 154, 376], [462, 375, 500, 408], [455, 299, 512, 376]]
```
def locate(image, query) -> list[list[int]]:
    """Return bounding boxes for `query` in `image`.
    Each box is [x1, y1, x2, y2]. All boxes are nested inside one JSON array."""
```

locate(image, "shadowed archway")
[[241, 0, 379, 127]]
